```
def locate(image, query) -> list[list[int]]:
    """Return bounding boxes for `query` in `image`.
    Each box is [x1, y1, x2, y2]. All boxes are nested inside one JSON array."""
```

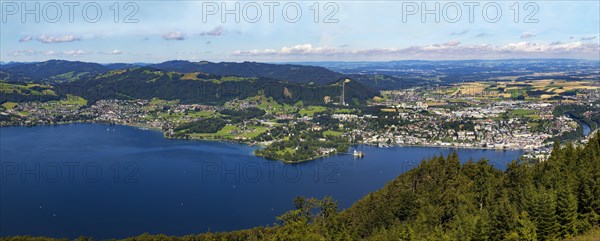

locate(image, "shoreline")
[[1, 122, 539, 162]]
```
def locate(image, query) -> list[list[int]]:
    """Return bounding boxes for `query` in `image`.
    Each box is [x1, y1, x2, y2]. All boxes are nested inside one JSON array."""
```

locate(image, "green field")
[[1, 102, 17, 109], [298, 106, 327, 116], [58, 95, 87, 106], [0, 82, 56, 96], [503, 109, 541, 120], [210, 76, 257, 83], [334, 108, 353, 114], [189, 124, 268, 140], [323, 130, 343, 137], [255, 96, 296, 114], [186, 110, 217, 118]]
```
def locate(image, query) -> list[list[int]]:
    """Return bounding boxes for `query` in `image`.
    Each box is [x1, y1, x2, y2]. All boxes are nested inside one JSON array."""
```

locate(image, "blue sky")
[[1, 1, 599, 63]]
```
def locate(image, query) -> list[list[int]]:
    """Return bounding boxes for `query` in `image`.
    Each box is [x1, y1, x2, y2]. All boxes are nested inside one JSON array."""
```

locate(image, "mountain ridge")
[[53, 67, 378, 105], [0, 60, 416, 90]]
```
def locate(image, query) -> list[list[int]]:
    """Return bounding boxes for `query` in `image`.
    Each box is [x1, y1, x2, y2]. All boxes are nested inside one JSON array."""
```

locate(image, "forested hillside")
[[53, 67, 378, 105], [0, 60, 109, 83], [4, 132, 599, 241], [0, 60, 422, 90], [149, 61, 345, 86]]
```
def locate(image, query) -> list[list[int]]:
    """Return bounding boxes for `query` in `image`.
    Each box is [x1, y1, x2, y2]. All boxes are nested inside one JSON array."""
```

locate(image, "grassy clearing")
[[509, 109, 536, 117], [215, 125, 239, 136], [323, 130, 343, 137], [299, 106, 327, 116], [2, 102, 17, 109], [275, 148, 296, 157], [508, 109, 540, 119], [455, 82, 488, 95], [335, 108, 353, 114], [207, 76, 256, 84], [0, 82, 56, 95], [149, 98, 178, 106], [186, 110, 217, 118], [255, 96, 297, 115], [59, 95, 87, 106], [240, 126, 268, 138], [188, 124, 268, 140], [181, 73, 200, 80]]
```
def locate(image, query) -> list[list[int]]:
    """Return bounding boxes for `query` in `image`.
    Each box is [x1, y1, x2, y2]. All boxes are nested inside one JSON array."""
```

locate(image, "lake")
[[0, 124, 523, 239], [582, 122, 591, 136]]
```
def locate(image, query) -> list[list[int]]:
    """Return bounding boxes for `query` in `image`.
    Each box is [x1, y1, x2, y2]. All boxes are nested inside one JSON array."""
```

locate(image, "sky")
[[1, 0, 599, 63]]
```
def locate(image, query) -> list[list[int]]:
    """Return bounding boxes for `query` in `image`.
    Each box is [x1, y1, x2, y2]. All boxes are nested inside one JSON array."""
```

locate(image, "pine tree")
[[505, 160, 535, 212], [472, 211, 490, 241], [577, 174, 600, 227], [556, 188, 578, 238], [532, 191, 560, 241], [515, 211, 537, 241], [489, 192, 517, 240]]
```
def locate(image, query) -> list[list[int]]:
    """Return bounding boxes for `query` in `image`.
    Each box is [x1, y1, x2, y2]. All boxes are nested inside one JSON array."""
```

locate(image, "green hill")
[[0, 60, 109, 83], [0, 60, 420, 90], [54, 67, 378, 105]]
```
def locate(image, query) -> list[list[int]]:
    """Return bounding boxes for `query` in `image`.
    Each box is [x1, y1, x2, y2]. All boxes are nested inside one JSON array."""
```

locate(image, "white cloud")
[[62, 50, 91, 56], [11, 49, 41, 56], [162, 32, 186, 41], [233, 41, 600, 60], [450, 30, 469, 36], [99, 49, 123, 55], [500, 41, 596, 53], [581, 36, 597, 41], [520, 32, 536, 39], [12, 49, 92, 56], [37, 35, 81, 43], [199, 26, 226, 36], [19, 36, 32, 42]]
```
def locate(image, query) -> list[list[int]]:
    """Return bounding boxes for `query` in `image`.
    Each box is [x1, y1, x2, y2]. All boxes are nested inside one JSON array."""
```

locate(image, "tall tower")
[[341, 79, 351, 106], [340, 81, 345, 105]]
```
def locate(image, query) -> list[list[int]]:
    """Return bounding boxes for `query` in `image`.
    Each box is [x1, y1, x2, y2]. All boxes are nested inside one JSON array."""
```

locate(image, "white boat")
[[353, 150, 365, 158]]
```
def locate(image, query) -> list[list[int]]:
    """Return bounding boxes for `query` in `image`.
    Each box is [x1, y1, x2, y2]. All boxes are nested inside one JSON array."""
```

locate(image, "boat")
[[353, 150, 365, 158]]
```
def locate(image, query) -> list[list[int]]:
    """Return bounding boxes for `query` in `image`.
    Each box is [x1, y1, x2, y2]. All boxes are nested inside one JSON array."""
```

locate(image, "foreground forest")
[[4, 132, 600, 241]]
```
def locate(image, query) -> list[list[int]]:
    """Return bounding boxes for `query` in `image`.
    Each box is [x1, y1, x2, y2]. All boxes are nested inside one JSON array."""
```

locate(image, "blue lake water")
[[582, 122, 591, 136], [0, 124, 523, 239]]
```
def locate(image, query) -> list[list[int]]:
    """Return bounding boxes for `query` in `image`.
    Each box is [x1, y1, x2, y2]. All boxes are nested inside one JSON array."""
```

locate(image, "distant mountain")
[[3, 59, 597, 89], [0, 61, 27, 68], [56, 67, 378, 105], [0, 59, 424, 90], [103, 63, 148, 70], [0, 60, 109, 83], [148, 60, 423, 89], [149, 60, 346, 85]]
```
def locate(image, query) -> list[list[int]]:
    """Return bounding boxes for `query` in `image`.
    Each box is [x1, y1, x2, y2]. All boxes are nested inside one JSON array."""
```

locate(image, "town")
[[1, 80, 599, 163]]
